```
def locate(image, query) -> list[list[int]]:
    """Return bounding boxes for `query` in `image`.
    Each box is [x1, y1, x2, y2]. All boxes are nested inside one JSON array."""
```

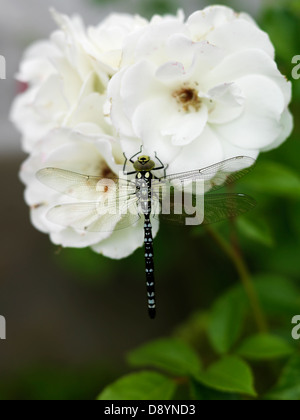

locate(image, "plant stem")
[[207, 226, 268, 333]]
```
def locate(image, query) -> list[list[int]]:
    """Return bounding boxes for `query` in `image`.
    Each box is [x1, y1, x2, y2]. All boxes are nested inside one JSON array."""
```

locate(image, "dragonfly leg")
[[154, 151, 164, 166], [123, 153, 136, 175], [124, 170, 138, 176], [129, 145, 143, 164], [123, 153, 128, 174], [153, 152, 168, 177], [123, 149, 140, 175], [163, 164, 169, 178]]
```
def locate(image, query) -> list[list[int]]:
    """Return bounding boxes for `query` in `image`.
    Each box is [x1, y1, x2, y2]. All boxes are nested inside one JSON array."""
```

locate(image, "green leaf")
[[190, 379, 241, 401], [237, 215, 274, 247], [127, 338, 202, 377], [196, 357, 257, 397], [253, 274, 300, 315], [174, 311, 210, 345], [208, 274, 300, 351], [242, 161, 300, 198], [236, 334, 294, 361], [266, 356, 300, 400], [98, 371, 176, 400], [208, 288, 247, 355]]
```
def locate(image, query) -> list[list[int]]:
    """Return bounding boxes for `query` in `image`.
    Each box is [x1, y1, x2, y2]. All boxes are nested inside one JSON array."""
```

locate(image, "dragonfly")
[[37, 150, 256, 319]]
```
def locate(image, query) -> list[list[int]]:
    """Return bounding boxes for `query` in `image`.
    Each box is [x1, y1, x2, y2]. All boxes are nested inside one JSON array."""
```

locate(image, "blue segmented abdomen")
[[136, 171, 156, 319], [144, 213, 156, 319]]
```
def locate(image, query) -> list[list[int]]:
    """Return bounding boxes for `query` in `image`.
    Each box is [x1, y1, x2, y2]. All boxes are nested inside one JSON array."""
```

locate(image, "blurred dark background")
[[0, 0, 299, 400]]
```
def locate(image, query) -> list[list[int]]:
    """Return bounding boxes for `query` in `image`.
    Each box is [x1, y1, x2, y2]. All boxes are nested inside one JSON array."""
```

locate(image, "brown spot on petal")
[[96, 162, 118, 195], [100, 164, 116, 180], [31, 203, 45, 210]]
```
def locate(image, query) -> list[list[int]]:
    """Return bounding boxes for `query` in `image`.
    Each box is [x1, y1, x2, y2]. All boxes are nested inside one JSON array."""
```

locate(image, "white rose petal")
[[207, 83, 245, 125], [87, 13, 148, 70], [216, 75, 287, 149], [262, 108, 294, 152], [187, 7, 274, 57], [92, 217, 159, 260], [16, 40, 58, 84], [167, 126, 224, 175]]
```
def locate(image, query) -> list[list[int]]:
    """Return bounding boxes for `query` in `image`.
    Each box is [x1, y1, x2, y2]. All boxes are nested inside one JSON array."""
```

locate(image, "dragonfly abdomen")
[[137, 171, 156, 319], [144, 214, 156, 319]]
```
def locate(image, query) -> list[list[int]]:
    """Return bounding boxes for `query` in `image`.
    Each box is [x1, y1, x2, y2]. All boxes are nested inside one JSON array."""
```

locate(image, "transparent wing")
[[159, 156, 255, 192], [46, 196, 141, 232], [154, 193, 256, 226], [202, 194, 257, 224], [37, 167, 136, 201]]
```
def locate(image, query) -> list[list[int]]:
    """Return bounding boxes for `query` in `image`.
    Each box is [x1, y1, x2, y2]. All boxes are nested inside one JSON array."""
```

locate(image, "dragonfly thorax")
[[133, 156, 155, 172]]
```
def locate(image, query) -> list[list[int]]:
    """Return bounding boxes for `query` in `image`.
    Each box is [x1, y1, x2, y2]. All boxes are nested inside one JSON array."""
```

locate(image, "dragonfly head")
[[134, 155, 155, 171]]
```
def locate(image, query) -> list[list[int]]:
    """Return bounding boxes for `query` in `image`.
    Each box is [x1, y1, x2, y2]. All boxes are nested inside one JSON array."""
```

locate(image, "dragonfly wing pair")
[[37, 156, 256, 232]]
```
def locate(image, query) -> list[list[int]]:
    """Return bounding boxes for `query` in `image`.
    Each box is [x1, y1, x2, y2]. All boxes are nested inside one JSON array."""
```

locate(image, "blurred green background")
[[0, 0, 300, 400]]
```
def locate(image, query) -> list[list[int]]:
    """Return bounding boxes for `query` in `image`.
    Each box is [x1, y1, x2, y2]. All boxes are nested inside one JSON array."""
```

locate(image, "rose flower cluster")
[[11, 6, 292, 258]]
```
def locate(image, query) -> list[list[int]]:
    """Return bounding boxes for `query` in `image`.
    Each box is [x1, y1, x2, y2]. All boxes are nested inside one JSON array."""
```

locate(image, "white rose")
[[21, 128, 158, 259], [10, 10, 148, 153], [107, 5, 293, 174]]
